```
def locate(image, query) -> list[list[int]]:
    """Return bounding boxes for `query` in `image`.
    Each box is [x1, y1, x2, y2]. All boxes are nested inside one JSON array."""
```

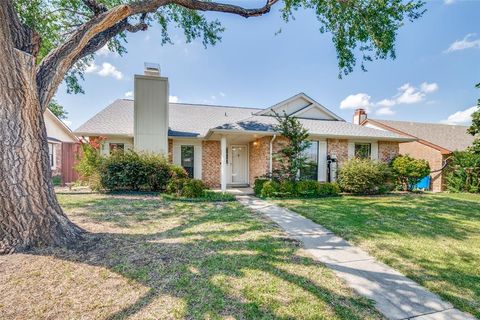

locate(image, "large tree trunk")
[[0, 49, 83, 254]]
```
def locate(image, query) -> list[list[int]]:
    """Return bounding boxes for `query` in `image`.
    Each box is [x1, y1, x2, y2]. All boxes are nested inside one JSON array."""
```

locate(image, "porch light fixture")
[[253, 140, 259, 147]]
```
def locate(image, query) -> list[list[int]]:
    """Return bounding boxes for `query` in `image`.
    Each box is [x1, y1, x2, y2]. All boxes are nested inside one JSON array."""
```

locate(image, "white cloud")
[[444, 0, 455, 4], [219, 92, 226, 97], [420, 82, 439, 93], [389, 82, 438, 105], [97, 63, 123, 80], [169, 95, 179, 103], [395, 83, 425, 104], [124, 91, 133, 98], [377, 99, 396, 107], [446, 33, 480, 53], [340, 93, 372, 110], [85, 62, 123, 80], [376, 107, 395, 116], [441, 106, 477, 125]]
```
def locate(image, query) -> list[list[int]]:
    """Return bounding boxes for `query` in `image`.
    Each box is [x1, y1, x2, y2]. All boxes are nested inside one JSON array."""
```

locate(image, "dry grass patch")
[[0, 194, 382, 319]]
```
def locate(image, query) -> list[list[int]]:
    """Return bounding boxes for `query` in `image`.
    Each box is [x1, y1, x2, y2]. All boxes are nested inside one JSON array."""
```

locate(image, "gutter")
[[269, 134, 277, 175]]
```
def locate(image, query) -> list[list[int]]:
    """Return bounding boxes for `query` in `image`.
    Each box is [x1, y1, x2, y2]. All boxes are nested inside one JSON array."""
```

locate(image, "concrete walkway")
[[236, 195, 476, 320]]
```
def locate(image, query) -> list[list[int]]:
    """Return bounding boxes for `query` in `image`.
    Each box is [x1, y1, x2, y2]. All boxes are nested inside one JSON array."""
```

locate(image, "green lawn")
[[276, 193, 480, 318], [0, 194, 382, 320]]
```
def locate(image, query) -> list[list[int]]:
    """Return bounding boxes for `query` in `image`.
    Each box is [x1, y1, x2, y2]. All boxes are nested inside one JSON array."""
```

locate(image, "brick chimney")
[[353, 108, 367, 125]]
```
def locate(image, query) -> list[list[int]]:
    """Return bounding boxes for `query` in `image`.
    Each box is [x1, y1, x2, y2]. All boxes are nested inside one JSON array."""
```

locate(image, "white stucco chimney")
[[353, 108, 367, 125], [134, 63, 169, 154]]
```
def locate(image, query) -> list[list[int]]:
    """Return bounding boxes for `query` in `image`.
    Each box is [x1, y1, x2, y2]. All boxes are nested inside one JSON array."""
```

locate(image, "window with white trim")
[[300, 141, 319, 180], [354, 143, 371, 159], [48, 143, 56, 168]]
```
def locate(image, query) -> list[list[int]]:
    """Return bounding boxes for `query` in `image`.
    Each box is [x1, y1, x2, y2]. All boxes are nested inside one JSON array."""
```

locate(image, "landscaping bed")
[[277, 193, 480, 318], [0, 194, 382, 319]]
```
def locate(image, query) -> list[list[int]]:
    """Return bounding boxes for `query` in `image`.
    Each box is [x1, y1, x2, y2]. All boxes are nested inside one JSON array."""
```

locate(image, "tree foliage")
[[272, 111, 311, 182], [391, 155, 430, 191], [445, 151, 480, 193], [12, 0, 426, 94], [467, 83, 480, 153], [48, 99, 68, 120]]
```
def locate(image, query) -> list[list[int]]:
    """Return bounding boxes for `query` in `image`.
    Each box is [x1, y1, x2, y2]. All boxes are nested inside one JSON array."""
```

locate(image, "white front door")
[[231, 145, 247, 184]]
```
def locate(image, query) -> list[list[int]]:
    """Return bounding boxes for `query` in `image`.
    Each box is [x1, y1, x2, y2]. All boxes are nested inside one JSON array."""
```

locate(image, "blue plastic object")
[[415, 175, 431, 190]]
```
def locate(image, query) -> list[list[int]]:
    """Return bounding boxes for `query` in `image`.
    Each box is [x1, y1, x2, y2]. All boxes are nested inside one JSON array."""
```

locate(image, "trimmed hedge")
[[256, 179, 339, 198]]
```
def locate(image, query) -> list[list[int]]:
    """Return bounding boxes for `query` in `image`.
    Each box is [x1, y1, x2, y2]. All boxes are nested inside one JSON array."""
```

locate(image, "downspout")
[[269, 135, 277, 176]]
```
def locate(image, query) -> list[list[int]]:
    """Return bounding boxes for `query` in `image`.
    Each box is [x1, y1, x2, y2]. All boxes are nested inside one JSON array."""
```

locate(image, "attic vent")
[[144, 62, 160, 76]]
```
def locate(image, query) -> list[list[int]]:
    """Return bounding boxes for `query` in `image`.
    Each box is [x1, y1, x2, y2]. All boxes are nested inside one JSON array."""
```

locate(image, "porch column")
[[220, 136, 227, 192]]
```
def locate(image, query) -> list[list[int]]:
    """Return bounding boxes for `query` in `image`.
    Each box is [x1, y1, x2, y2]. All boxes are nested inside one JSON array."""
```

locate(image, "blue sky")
[[56, 1, 480, 130]]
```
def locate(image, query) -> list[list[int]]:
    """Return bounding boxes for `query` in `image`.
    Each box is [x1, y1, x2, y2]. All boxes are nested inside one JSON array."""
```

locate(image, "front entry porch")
[[216, 132, 277, 192]]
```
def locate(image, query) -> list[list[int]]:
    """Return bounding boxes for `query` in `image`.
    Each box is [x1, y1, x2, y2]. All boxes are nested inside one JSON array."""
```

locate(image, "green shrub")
[[391, 155, 430, 191], [166, 178, 206, 198], [317, 182, 340, 196], [279, 180, 296, 197], [99, 150, 182, 192], [295, 180, 318, 197], [162, 190, 235, 202], [445, 151, 480, 193], [261, 180, 280, 198], [76, 140, 104, 190], [52, 175, 62, 186], [182, 179, 206, 198], [253, 178, 269, 196], [338, 158, 393, 194]]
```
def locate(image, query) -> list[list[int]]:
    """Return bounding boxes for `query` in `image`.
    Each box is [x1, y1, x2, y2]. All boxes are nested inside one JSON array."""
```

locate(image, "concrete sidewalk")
[[237, 195, 476, 320]]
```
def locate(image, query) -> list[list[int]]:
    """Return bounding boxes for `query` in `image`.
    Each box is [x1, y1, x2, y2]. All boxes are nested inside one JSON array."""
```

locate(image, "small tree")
[[272, 112, 311, 182], [467, 83, 480, 154], [391, 155, 430, 191]]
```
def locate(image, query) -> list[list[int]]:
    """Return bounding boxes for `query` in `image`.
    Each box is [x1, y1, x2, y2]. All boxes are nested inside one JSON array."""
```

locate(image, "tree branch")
[[1, 0, 40, 57], [35, 0, 279, 110], [170, 0, 279, 18], [82, 0, 107, 15]]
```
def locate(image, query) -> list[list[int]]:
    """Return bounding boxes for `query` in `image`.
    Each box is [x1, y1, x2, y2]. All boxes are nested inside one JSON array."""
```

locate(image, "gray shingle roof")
[[75, 99, 410, 141], [370, 119, 474, 152], [214, 115, 409, 140], [74, 99, 260, 137]]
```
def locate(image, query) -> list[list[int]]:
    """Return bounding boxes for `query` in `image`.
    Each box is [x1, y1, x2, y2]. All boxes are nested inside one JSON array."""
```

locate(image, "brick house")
[[355, 109, 474, 192], [44, 109, 80, 185], [75, 65, 412, 191]]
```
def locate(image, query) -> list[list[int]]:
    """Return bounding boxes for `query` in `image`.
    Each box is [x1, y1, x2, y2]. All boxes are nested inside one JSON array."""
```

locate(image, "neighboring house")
[[74, 65, 412, 191], [355, 109, 475, 192], [44, 108, 79, 185]]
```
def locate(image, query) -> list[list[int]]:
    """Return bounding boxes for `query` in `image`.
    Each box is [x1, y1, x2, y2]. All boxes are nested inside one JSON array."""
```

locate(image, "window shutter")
[[194, 144, 202, 180], [348, 141, 355, 160], [371, 142, 379, 161], [318, 140, 327, 182]]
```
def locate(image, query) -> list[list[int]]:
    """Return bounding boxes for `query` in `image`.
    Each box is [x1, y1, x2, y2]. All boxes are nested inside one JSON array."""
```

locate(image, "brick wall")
[[249, 137, 270, 185], [167, 139, 173, 162], [327, 139, 348, 167], [399, 141, 445, 192], [202, 140, 221, 187], [379, 141, 399, 163]]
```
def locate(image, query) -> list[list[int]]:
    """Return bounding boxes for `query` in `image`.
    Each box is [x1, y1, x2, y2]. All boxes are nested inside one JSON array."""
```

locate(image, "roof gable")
[[44, 109, 78, 142], [255, 93, 344, 121]]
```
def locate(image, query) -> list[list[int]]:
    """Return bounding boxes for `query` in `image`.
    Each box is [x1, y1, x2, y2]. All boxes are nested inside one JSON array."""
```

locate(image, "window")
[[48, 143, 55, 168], [109, 143, 125, 154], [355, 143, 371, 159], [300, 141, 319, 180], [181, 145, 195, 177]]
